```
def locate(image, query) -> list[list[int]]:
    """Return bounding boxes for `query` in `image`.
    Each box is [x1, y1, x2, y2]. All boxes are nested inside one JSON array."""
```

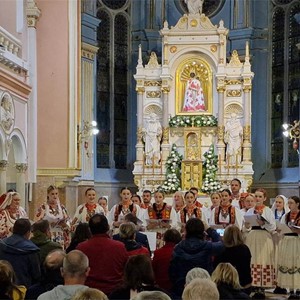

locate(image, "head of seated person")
[[182, 278, 219, 300], [119, 222, 136, 241], [88, 214, 109, 235]]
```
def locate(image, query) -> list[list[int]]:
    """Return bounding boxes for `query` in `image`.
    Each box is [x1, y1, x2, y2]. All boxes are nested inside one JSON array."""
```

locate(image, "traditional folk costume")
[[277, 211, 300, 291], [209, 204, 243, 230], [271, 195, 289, 278], [244, 205, 276, 289], [143, 203, 178, 249], [72, 203, 105, 227], [36, 202, 71, 249], [179, 204, 208, 225], [0, 205, 27, 238]]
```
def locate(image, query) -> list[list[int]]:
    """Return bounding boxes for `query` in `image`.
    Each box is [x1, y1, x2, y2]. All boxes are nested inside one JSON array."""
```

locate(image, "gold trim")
[[226, 89, 242, 97], [210, 45, 217, 52], [146, 91, 161, 98], [37, 168, 81, 177], [170, 46, 177, 53], [190, 19, 198, 27], [144, 81, 162, 87]]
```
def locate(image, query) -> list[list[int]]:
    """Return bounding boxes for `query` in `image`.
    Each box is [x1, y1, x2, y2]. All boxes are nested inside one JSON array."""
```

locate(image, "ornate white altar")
[[133, 11, 254, 194]]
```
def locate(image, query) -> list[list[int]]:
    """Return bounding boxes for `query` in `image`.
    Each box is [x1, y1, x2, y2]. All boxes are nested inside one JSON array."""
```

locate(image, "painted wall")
[[36, 0, 69, 168], [0, 0, 19, 37]]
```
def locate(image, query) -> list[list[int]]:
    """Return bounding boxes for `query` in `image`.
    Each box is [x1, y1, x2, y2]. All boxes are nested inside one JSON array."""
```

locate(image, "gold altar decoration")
[[181, 128, 203, 190], [176, 57, 213, 115]]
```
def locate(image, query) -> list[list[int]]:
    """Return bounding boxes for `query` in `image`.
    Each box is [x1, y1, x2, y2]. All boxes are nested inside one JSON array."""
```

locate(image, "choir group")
[[0, 179, 299, 299]]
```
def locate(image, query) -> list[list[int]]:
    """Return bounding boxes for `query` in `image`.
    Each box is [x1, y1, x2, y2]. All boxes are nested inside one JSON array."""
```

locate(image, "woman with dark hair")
[[214, 225, 252, 294], [169, 218, 224, 298], [244, 188, 276, 299], [209, 189, 243, 230], [109, 255, 166, 300], [66, 223, 92, 253], [71, 188, 105, 228], [277, 196, 300, 299], [0, 260, 26, 300], [152, 228, 182, 292]]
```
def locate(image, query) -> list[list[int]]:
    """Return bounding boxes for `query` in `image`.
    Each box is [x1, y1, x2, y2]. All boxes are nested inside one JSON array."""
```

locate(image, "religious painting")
[[176, 57, 213, 115]]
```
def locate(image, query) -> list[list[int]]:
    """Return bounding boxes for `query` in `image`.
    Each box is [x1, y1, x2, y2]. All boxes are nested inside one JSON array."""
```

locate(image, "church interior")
[[0, 0, 299, 217]]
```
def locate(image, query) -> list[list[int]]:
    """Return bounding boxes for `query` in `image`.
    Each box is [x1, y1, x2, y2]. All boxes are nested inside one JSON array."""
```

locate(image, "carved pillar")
[[0, 160, 8, 195], [81, 43, 99, 179], [161, 86, 170, 165], [16, 163, 28, 207], [136, 87, 145, 162], [243, 86, 252, 161], [26, 0, 41, 183], [217, 81, 226, 161]]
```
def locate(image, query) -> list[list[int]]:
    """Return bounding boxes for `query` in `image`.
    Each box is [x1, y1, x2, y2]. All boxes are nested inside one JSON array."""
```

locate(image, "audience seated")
[[211, 262, 250, 299], [182, 278, 219, 300], [109, 255, 167, 300], [118, 222, 150, 256], [66, 223, 92, 253], [0, 218, 41, 288], [71, 287, 108, 300], [169, 218, 224, 297], [113, 213, 150, 251], [185, 267, 210, 286], [25, 249, 66, 300], [37, 250, 89, 300], [214, 224, 252, 294], [152, 228, 182, 292], [30, 220, 63, 264], [132, 291, 171, 300], [0, 260, 26, 300], [76, 214, 128, 295]]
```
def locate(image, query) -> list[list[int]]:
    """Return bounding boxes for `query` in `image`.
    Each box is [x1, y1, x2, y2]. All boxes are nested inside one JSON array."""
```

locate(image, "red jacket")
[[77, 233, 129, 295], [152, 242, 176, 292]]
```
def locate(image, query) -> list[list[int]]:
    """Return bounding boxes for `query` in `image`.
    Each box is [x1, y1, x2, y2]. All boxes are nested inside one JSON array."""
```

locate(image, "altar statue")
[[142, 113, 162, 166], [224, 113, 243, 164], [184, 0, 204, 15], [182, 72, 205, 112]]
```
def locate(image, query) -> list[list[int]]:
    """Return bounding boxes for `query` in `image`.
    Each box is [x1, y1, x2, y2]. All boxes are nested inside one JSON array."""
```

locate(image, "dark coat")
[[0, 234, 41, 288], [169, 228, 224, 297], [30, 230, 62, 264], [217, 282, 250, 300]]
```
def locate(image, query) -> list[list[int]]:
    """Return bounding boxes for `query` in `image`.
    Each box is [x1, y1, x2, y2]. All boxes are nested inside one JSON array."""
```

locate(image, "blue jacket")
[[169, 228, 224, 297], [0, 234, 41, 288], [113, 231, 150, 252]]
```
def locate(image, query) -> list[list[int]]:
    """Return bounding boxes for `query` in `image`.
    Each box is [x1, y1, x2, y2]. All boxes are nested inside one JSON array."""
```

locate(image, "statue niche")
[[176, 58, 213, 115]]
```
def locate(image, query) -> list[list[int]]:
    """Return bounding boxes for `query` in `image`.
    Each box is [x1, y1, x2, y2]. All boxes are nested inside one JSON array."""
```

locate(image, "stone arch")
[[10, 129, 27, 163]]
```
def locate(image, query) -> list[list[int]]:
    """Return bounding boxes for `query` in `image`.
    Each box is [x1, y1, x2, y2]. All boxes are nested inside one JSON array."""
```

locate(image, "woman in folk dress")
[[0, 192, 27, 238], [36, 185, 71, 249], [277, 196, 300, 298], [209, 189, 243, 230], [143, 190, 178, 249], [244, 188, 276, 298], [72, 188, 105, 228]]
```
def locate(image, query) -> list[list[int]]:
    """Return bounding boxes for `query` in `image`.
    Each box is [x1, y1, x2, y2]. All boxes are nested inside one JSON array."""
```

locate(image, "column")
[[26, 0, 41, 183], [81, 43, 99, 180], [136, 87, 145, 162], [243, 86, 252, 161], [16, 163, 28, 208], [0, 160, 8, 195], [161, 86, 170, 164], [217, 81, 226, 161]]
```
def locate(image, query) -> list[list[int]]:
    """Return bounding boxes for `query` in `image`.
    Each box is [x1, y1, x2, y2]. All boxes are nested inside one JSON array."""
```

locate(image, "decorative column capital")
[[161, 87, 170, 93], [0, 160, 8, 171], [15, 163, 28, 173], [81, 43, 99, 60], [26, 0, 41, 28], [136, 87, 145, 94]]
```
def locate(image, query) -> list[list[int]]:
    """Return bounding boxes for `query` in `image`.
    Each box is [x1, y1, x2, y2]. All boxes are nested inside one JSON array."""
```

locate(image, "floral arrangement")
[[169, 115, 218, 128], [160, 144, 183, 193], [201, 144, 222, 194]]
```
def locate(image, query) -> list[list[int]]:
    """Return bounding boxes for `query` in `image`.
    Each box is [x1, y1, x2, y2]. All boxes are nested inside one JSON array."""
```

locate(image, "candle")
[[235, 154, 238, 175]]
